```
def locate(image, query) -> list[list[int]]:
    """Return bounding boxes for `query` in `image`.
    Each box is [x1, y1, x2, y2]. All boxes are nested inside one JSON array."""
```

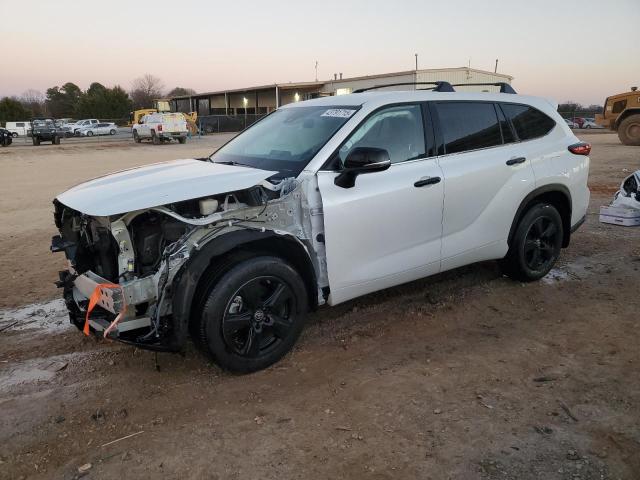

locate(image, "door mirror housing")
[[334, 147, 391, 188]]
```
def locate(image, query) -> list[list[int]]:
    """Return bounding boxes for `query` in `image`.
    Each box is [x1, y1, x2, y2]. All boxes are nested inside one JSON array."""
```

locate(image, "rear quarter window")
[[501, 103, 556, 141]]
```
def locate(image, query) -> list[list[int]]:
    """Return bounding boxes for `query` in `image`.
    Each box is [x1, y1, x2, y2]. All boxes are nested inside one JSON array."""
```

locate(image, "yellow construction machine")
[[129, 99, 198, 134], [595, 87, 640, 145]]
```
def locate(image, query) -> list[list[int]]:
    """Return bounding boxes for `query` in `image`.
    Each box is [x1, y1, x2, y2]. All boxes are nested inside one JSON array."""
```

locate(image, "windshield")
[[32, 119, 55, 127], [210, 106, 358, 178]]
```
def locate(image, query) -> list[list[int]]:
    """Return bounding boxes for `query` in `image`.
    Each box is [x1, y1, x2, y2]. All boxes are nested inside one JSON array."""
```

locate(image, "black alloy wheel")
[[199, 255, 308, 373], [500, 203, 563, 282], [523, 216, 560, 272], [222, 276, 295, 358]]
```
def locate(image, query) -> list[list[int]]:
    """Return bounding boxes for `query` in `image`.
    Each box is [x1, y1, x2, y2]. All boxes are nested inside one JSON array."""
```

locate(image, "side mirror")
[[334, 147, 391, 189]]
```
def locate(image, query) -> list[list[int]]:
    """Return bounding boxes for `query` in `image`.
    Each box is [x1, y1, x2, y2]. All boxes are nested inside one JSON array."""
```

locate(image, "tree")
[[167, 87, 196, 97], [130, 74, 164, 109], [75, 84, 131, 119], [46, 82, 82, 117], [0, 97, 32, 124], [20, 89, 46, 117], [558, 101, 603, 116]]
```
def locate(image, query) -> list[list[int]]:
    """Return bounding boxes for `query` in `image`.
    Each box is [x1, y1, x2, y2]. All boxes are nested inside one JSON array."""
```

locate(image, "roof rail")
[[450, 82, 517, 94], [353, 81, 455, 93]]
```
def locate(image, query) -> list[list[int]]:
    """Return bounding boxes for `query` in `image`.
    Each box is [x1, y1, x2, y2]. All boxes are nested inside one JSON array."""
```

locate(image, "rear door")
[[318, 103, 444, 305], [432, 101, 536, 271]]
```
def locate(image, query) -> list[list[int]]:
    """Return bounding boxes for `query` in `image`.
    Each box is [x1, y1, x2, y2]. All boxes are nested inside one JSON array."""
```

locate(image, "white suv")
[[51, 83, 590, 373]]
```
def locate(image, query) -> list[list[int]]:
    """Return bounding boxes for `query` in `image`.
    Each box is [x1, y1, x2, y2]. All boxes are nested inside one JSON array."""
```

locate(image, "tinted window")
[[612, 100, 627, 114], [496, 105, 515, 144], [17, 122, 24, 127], [436, 102, 502, 154], [502, 104, 555, 140], [337, 104, 426, 164]]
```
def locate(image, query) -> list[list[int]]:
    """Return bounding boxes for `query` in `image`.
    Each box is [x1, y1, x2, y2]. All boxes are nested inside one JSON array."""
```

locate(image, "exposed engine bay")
[[51, 169, 328, 351]]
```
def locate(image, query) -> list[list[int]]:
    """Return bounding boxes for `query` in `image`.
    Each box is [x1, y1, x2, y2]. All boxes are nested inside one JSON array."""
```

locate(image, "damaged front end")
[[51, 166, 326, 352], [52, 198, 193, 350]]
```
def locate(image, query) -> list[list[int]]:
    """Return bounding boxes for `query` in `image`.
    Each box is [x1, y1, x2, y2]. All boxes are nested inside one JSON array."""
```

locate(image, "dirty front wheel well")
[[614, 108, 640, 129], [170, 230, 318, 351], [508, 186, 572, 249]]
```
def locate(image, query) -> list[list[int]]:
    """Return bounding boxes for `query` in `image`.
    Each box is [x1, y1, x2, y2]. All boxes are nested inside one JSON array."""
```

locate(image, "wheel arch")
[[170, 229, 318, 350], [615, 108, 640, 129], [508, 184, 572, 249]]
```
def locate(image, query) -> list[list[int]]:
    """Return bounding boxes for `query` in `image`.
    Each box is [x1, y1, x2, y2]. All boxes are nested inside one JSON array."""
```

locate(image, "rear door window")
[[496, 105, 515, 144], [501, 104, 556, 141], [435, 102, 502, 154]]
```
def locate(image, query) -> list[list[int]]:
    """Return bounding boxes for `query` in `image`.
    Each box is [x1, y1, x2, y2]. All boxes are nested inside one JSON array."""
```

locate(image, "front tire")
[[133, 130, 141, 143], [151, 131, 160, 145], [32, 137, 40, 146], [198, 256, 308, 373], [11, 132, 18, 138], [178, 137, 186, 144], [618, 114, 640, 146], [500, 203, 563, 282], [110, 129, 116, 135]]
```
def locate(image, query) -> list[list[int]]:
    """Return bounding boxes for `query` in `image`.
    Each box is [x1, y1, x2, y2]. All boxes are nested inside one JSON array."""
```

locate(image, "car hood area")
[[56, 159, 277, 216]]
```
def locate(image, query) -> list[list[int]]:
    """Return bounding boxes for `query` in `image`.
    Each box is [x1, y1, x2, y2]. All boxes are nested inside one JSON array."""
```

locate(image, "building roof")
[[171, 67, 514, 100]]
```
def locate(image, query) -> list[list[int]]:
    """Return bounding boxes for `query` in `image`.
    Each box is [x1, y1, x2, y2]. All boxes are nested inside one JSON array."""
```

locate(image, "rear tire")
[[617, 114, 640, 146], [500, 203, 563, 282], [178, 137, 186, 144], [87, 131, 93, 137], [151, 131, 160, 145], [53, 136, 60, 145], [198, 256, 308, 373]]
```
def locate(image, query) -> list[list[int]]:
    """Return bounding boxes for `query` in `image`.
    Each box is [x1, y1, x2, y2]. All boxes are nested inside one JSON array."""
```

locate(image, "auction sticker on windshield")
[[321, 109, 356, 118]]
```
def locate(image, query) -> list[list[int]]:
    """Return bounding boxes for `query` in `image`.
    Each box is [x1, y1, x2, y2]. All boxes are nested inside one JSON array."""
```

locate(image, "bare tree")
[[130, 74, 165, 109], [20, 89, 47, 116]]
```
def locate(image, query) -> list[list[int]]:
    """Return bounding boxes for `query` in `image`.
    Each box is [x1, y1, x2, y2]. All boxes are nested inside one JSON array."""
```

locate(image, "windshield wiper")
[[212, 159, 255, 168]]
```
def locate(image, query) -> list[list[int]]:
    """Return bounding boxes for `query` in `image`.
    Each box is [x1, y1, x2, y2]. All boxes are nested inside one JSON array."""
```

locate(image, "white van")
[[5, 121, 30, 137]]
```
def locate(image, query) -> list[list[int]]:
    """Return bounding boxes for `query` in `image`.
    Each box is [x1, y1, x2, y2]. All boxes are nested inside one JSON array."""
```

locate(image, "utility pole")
[[494, 58, 498, 73], [414, 53, 418, 71], [315, 61, 319, 82]]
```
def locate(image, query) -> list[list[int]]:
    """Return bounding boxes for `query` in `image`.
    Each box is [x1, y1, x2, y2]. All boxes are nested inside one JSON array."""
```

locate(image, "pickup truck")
[[132, 113, 188, 144]]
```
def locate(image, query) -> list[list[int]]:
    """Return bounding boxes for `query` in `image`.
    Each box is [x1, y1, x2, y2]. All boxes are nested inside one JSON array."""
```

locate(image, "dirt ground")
[[0, 132, 638, 480]]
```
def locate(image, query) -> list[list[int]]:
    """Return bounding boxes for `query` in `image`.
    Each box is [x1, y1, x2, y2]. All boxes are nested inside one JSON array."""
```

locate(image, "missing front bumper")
[[67, 270, 156, 337]]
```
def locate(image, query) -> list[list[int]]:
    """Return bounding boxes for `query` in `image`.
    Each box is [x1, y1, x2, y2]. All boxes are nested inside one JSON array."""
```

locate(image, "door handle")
[[414, 176, 441, 187], [506, 157, 526, 166]]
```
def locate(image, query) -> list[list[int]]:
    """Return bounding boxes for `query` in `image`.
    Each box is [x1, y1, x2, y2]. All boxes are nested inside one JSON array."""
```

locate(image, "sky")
[[1, 0, 639, 106]]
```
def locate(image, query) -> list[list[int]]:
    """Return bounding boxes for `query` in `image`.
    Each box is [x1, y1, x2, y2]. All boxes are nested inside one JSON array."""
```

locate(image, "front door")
[[317, 103, 444, 305]]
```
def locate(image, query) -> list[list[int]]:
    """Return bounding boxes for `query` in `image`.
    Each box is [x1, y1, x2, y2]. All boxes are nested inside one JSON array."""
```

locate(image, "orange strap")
[[83, 283, 126, 336]]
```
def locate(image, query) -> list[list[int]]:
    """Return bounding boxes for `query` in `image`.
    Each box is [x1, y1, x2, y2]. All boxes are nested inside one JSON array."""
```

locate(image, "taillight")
[[568, 142, 591, 155], [157, 124, 163, 132]]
